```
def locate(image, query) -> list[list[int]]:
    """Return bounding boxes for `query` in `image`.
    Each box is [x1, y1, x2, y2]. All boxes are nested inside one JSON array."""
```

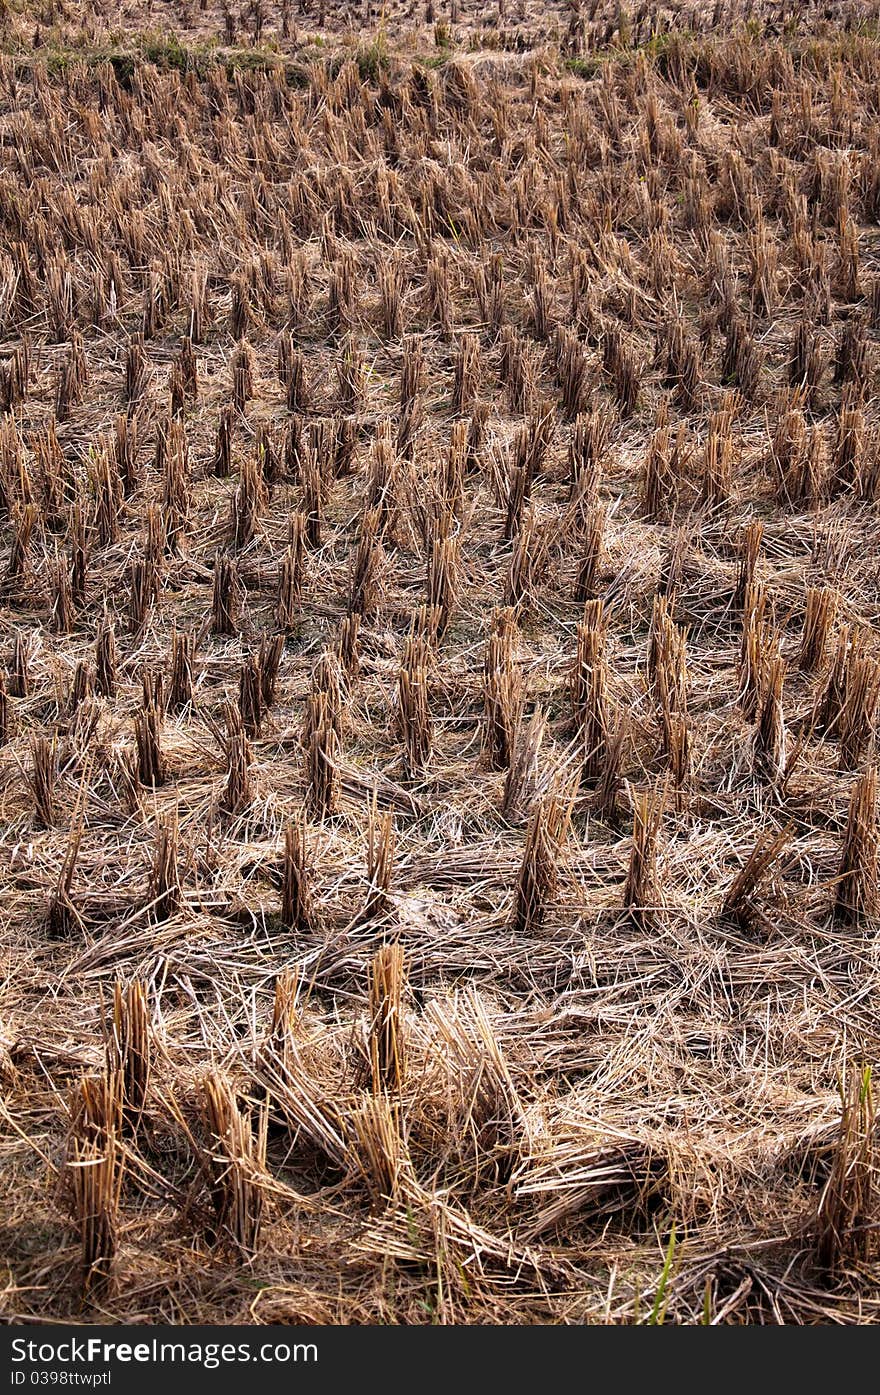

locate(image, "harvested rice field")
[[2, 0, 880, 1326]]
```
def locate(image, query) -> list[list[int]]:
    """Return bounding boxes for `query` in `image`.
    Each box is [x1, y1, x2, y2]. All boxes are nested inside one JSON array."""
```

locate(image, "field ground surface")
[[2, 0, 880, 1326]]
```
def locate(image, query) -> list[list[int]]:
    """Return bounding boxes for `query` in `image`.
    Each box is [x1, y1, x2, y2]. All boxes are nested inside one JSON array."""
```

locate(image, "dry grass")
[[2, 0, 880, 1328]]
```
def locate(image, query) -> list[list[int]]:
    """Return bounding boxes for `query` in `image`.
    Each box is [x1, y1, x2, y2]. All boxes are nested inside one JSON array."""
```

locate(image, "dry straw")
[[6, 19, 880, 1328], [200, 1073, 267, 1257]]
